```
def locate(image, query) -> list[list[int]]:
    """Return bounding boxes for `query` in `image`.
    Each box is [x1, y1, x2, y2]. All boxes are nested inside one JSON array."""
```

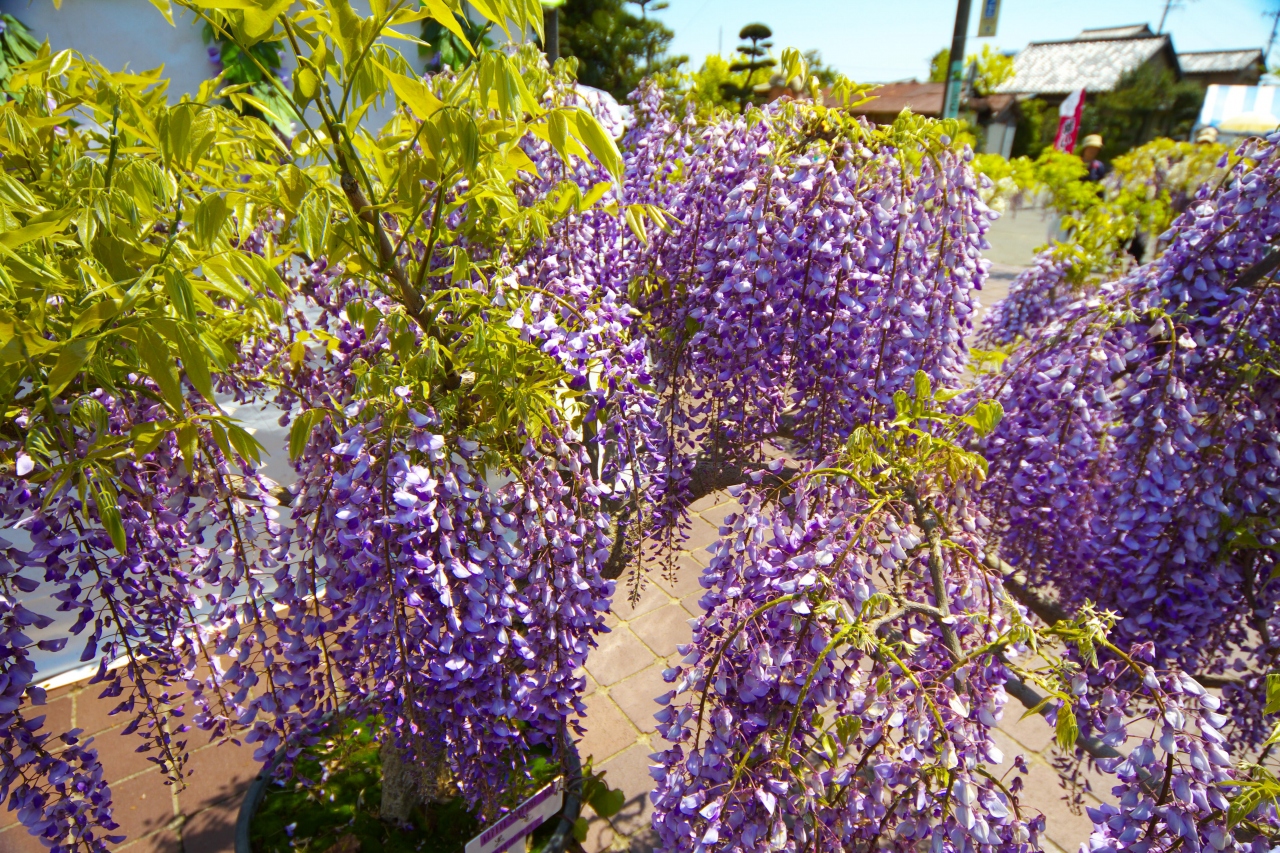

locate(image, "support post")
[[545, 7, 559, 63], [943, 0, 973, 119]]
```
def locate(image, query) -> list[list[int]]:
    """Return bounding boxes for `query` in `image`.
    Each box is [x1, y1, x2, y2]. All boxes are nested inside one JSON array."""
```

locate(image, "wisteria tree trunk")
[[379, 735, 454, 824]]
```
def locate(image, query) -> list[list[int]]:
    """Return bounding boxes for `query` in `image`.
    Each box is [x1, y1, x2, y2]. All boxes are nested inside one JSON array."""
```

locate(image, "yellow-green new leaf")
[[289, 407, 331, 460], [193, 193, 230, 249], [374, 62, 445, 121], [243, 0, 292, 38], [324, 0, 361, 61], [466, 0, 511, 39], [71, 300, 120, 337], [138, 326, 186, 413], [91, 475, 128, 554], [0, 211, 70, 250], [578, 181, 611, 211], [47, 339, 95, 396], [148, 0, 175, 25], [571, 109, 622, 180], [420, 0, 474, 51], [164, 270, 198, 323], [1055, 705, 1079, 751], [176, 329, 216, 403]]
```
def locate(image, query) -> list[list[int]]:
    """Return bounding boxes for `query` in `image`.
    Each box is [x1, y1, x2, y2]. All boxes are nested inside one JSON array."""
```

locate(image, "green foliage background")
[[558, 0, 685, 99]]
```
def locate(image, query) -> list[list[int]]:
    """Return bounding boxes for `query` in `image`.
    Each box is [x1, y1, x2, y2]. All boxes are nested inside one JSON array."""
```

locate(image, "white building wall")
[[0, 0, 440, 106], [0, 0, 215, 101]]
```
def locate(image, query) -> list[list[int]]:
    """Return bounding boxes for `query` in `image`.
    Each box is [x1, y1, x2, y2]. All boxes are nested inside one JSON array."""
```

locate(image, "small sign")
[[978, 0, 1001, 37], [465, 779, 564, 853], [1054, 88, 1087, 153]]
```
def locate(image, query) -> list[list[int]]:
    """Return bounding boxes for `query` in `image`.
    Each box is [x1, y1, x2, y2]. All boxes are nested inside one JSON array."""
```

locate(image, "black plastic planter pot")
[[235, 736, 584, 853]]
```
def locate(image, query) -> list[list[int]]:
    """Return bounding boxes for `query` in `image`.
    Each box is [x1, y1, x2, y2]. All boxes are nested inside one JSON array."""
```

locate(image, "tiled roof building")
[[1178, 49, 1266, 86], [994, 25, 1179, 98]]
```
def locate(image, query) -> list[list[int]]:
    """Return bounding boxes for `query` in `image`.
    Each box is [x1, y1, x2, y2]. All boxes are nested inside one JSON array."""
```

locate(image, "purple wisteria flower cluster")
[[0, 69, 665, 847], [979, 140, 1231, 347], [650, 441, 1043, 853], [978, 251, 1084, 347], [978, 132, 1280, 750], [651, 384, 1280, 853], [6, 37, 1280, 850], [619, 86, 991, 566]]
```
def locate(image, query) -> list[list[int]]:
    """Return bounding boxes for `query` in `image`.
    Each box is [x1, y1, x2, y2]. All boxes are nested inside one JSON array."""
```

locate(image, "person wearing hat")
[[1195, 126, 1219, 145], [1079, 134, 1108, 182]]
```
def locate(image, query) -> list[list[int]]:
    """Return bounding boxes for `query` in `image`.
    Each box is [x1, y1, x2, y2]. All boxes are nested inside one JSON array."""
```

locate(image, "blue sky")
[[649, 0, 1276, 82]]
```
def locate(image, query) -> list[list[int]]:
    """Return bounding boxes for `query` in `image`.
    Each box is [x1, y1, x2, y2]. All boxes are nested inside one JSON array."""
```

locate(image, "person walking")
[[1079, 134, 1108, 181]]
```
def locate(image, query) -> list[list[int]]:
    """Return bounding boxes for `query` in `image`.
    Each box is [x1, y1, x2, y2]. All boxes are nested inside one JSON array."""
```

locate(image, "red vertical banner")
[[1054, 88, 1086, 152]]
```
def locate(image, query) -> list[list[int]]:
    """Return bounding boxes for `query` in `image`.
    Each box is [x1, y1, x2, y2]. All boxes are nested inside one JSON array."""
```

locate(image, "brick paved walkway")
[[0, 680, 259, 853]]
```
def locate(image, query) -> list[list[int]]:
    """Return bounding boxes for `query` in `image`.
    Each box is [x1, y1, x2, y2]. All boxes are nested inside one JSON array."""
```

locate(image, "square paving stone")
[[94, 727, 166, 782], [996, 703, 1056, 754], [695, 502, 737, 531], [680, 591, 708, 620], [176, 738, 263, 815], [687, 491, 731, 514], [578, 693, 640, 765], [74, 686, 132, 738], [578, 805, 616, 853], [0, 826, 49, 853], [180, 799, 238, 853], [1017, 752, 1096, 851], [585, 627, 656, 687], [687, 541, 715, 568], [117, 829, 182, 853], [629, 606, 693, 659], [607, 664, 670, 734], [611, 581, 669, 624], [111, 769, 177, 843], [598, 744, 659, 842], [22, 696, 72, 748], [652, 555, 705, 600], [684, 515, 720, 553]]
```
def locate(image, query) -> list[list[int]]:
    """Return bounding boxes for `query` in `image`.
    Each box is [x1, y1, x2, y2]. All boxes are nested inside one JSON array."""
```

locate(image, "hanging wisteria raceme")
[[1073, 662, 1273, 853], [619, 86, 992, 568], [652, 385, 1280, 853], [0, 521, 116, 849], [0, 384, 284, 846], [650, 421, 1040, 853], [976, 252, 1078, 347], [978, 132, 1280, 750], [234, 209, 662, 810]]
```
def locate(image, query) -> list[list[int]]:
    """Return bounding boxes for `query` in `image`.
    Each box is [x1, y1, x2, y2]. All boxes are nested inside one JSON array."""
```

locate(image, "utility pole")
[[545, 10, 559, 62], [942, 0, 973, 119], [541, 0, 563, 63], [1159, 0, 1199, 34]]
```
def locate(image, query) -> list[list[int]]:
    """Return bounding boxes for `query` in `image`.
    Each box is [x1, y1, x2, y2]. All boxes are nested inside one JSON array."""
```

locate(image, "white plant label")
[[465, 778, 564, 853]]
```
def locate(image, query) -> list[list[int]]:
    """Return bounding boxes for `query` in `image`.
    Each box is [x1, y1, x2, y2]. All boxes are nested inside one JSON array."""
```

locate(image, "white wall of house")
[[0, 0, 442, 106], [0, 0, 215, 100], [985, 120, 1016, 159]]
